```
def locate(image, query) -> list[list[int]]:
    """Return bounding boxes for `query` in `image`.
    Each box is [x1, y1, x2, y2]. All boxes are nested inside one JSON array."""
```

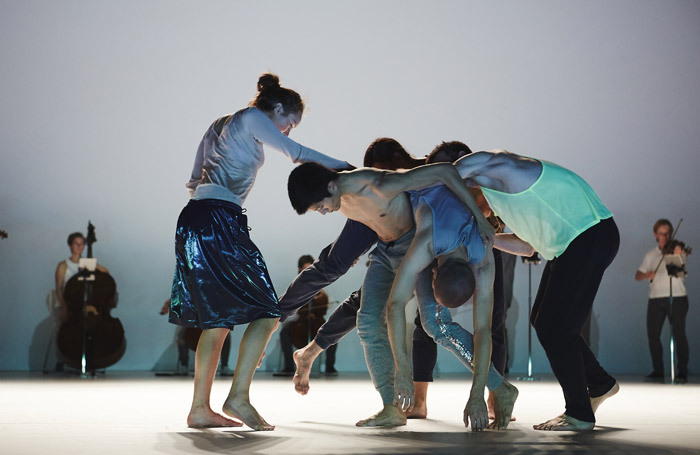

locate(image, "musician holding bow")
[[635, 218, 690, 383]]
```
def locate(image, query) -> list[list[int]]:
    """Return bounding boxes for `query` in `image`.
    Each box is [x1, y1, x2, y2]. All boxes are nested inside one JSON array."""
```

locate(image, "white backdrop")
[[1, 0, 698, 376]]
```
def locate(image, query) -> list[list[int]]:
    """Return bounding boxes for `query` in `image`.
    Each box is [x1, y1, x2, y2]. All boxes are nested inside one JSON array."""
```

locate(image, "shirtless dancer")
[[281, 140, 511, 423], [454, 150, 620, 431], [287, 161, 519, 430]]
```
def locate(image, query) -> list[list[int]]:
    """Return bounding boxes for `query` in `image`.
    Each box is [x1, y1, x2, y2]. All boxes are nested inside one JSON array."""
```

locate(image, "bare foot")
[[591, 381, 619, 414], [407, 382, 428, 419], [293, 345, 319, 395], [356, 404, 407, 427], [222, 397, 274, 431], [405, 402, 427, 419], [187, 405, 243, 428], [487, 390, 496, 420], [489, 381, 518, 429], [533, 414, 594, 431], [487, 390, 516, 421]]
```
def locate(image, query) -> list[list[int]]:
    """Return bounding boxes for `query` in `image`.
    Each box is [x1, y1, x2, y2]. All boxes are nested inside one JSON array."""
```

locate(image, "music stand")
[[517, 252, 541, 382]]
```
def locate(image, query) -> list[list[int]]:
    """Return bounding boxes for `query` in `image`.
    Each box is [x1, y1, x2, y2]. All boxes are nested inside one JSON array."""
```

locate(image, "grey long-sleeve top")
[[187, 107, 349, 205]]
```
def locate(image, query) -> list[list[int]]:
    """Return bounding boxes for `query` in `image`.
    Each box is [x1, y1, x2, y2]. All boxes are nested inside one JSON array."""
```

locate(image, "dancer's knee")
[[534, 321, 577, 350], [418, 309, 444, 339], [421, 320, 457, 350]]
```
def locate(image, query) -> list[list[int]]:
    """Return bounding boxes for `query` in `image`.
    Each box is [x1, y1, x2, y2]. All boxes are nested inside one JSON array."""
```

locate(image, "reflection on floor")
[[1, 372, 698, 455]]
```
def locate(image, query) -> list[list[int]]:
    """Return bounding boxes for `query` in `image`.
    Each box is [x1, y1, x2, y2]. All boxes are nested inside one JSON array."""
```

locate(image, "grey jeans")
[[357, 229, 416, 405]]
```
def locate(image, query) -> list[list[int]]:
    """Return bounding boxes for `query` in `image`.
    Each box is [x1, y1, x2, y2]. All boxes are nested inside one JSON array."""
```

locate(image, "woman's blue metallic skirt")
[[169, 198, 281, 329]]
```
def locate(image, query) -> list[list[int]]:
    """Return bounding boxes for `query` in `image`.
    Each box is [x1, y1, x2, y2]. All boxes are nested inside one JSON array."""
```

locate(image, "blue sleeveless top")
[[408, 185, 486, 265]]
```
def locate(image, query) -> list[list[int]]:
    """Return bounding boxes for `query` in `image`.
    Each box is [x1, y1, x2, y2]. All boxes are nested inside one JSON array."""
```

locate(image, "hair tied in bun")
[[250, 73, 304, 114], [257, 73, 281, 92]]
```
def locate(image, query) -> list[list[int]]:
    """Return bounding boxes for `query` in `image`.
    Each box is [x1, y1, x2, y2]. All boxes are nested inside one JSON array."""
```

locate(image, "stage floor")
[[1, 372, 698, 455]]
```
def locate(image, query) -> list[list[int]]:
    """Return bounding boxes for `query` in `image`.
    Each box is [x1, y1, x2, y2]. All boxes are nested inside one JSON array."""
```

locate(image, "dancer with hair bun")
[[169, 73, 349, 431]]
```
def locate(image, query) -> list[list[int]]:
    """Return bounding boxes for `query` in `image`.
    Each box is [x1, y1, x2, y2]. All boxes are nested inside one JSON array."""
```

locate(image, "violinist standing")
[[635, 219, 690, 383]]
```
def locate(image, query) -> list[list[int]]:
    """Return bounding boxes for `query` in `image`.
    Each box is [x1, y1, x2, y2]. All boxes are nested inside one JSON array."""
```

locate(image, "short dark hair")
[[67, 232, 84, 246], [426, 141, 473, 164], [363, 137, 411, 167], [653, 218, 673, 234], [288, 162, 339, 214], [298, 255, 314, 270], [433, 259, 475, 308], [250, 73, 304, 115]]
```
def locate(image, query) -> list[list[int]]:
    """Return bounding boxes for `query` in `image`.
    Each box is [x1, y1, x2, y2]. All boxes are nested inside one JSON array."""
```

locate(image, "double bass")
[[57, 222, 126, 373]]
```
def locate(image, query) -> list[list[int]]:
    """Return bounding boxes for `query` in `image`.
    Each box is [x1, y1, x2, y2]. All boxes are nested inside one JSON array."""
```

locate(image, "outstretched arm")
[[454, 149, 541, 194], [278, 219, 377, 321], [453, 151, 500, 181], [494, 233, 535, 256], [464, 248, 495, 431], [386, 223, 435, 411], [247, 108, 350, 169]]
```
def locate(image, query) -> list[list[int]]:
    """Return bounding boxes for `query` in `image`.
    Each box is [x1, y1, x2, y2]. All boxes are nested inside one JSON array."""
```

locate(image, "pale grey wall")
[[1, 1, 698, 375]]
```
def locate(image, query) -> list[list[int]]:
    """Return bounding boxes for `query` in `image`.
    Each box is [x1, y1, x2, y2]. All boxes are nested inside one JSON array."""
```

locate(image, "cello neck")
[[86, 221, 96, 258]]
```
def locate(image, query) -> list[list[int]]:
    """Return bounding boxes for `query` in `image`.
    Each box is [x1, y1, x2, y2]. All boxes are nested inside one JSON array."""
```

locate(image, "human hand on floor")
[[464, 395, 489, 431], [393, 371, 414, 412]]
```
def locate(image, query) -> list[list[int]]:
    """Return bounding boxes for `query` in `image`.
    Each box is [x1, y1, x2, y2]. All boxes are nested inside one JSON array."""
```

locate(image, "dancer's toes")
[[292, 348, 313, 395], [491, 381, 519, 429], [356, 405, 406, 427], [293, 375, 309, 395], [405, 403, 427, 419], [223, 398, 275, 431], [533, 414, 594, 431]]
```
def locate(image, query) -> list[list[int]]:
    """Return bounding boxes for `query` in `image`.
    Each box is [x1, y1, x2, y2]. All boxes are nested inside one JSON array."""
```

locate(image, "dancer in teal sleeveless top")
[[455, 150, 620, 431]]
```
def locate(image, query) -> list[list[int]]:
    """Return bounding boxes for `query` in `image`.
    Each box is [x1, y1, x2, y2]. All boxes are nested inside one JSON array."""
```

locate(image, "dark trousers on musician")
[[647, 296, 689, 377], [315, 290, 362, 350], [280, 320, 338, 372], [530, 218, 619, 423], [175, 328, 231, 369], [279, 322, 294, 371]]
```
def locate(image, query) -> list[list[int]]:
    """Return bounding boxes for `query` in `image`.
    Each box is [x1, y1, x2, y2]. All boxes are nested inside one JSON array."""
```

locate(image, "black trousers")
[[530, 218, 619, 423], [647, 296, 689, 377], [281, 320, 338, 371]]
